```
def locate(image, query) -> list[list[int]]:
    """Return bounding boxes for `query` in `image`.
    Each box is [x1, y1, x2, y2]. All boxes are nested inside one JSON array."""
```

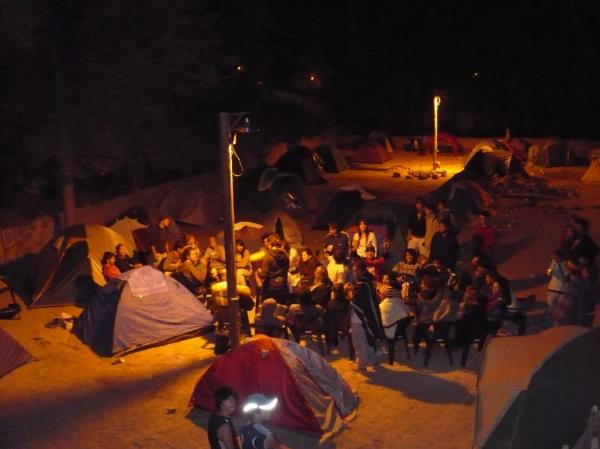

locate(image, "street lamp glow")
[[433, 95, 442, 170]]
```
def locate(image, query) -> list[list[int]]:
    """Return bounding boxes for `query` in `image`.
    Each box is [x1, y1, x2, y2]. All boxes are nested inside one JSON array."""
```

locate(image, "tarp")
[[73, 266, 213, 355], [161, 187, 223, 227], [0, 328, 33, 378], [263, 212, 304, 249], [189, 335, 357, 440], [475, 326, 600, 449], [30, 224, 133, 308], [312, 190, 365, 231]]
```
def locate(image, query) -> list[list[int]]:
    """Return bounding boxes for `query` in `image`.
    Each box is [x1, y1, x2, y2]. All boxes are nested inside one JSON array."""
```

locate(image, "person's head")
[[235, 239, 246, 254], [208, 236, 218, 249], [332, 283, 345, 302], [365, 244, 376, 258], [437, 199, 447, 211], [261, 233, 272, 248], [242, 393, 278, 423], [174, 239, 187, 253], [332, 247, 346, 264], [266, 234, 282, 250], [301, 248, 313, 262], [572, 215, 589, 234], [115, 243, 127, 257], [552, 249, 565, 261], [382, 272, 391, 285], [415, 197, 424, 212], [439, 219, 451, 233], [404, 249, 417, 264], [352, 259, 368, 280], [479, 211, 490, 226], [314, 265, 329, 284], [358, 219, 369, 234], [184, 233, 197, 247], [260, 298, 278, 317], [214, 386, 237, 416], [563, 225, 576, 240], [464, 284, 481, 301], [327, 220, 340, 235], [158, 215, 170, 229], [102, 252, 116, 265], [183, 247, 200, 263]]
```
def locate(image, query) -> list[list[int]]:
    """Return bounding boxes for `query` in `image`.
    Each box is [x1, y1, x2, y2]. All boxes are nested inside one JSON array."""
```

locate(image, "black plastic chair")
[[290, 312, 327, 356], [424, 321, 455, 366], [383, 316, 413, 365], [252, 322, 290, 339]]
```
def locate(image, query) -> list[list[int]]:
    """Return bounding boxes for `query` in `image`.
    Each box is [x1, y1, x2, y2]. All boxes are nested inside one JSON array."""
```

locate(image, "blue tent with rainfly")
[[73, 266, 213, 356]]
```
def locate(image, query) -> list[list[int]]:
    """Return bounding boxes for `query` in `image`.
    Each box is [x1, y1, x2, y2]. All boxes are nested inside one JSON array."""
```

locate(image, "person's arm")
[[237, 249, 250, 268], [352, 233, 360, 251], [216, 422, 238, 449], [369, 232, 378, 256]]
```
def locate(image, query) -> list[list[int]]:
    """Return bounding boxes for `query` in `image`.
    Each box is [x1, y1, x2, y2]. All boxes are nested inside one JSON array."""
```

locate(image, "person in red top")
[[364, 245, 385, 282], [472, 211, 497, 259], [101, 252, 121, 282]]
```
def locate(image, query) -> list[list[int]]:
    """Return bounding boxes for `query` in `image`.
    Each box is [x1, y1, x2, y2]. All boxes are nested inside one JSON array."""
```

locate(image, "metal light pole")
[[219, 111, 247, 350], [433, 95, 442, 171]]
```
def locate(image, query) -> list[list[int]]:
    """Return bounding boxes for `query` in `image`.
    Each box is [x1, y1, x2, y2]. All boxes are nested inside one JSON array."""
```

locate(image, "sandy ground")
[[2, 152, 600, 449]]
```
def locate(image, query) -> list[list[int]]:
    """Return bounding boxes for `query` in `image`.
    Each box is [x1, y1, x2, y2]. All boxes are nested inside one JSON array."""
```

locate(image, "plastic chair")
[[424, 321, 455, 366], [383, 316, 413, 365], [290, 312, 327, 356]]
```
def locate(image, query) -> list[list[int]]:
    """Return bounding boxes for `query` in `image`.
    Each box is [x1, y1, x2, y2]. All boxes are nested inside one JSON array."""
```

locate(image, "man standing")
[[150, 215, 175, 266], [429, 219, 459, 270], [324, 220, 350, 261], [349, 260, 383, 372], [406, 198, 427, 256]]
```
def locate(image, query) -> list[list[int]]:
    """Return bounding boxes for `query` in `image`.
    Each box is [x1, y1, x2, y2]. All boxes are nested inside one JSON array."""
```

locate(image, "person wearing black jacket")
[[429, 219, 459, 270], [260, 234, 290, 304]]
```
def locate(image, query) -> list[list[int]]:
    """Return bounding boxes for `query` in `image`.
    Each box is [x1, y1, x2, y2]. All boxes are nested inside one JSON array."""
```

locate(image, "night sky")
[[1, 1, 599, 216]]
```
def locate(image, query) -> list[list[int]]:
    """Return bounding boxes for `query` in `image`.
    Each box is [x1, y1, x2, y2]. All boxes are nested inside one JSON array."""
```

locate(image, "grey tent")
[[29, 224, 134, 308], [73, 266, 213, 356], [314, 145, 350, 173], [0, 328, 33, 378], [581, 153, 600, 184], [161, 187, 223, 227], [275, 146, 327, 185], [475, 326, 600, 449]]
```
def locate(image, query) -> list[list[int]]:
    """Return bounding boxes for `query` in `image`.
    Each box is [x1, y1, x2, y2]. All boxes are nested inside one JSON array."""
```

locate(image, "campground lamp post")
[[433, 95, 442, 171], [219, 111, 252, 350]]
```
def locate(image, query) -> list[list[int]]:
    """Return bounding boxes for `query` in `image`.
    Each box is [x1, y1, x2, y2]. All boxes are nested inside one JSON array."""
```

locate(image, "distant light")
[[472, 72, 479, 78], [236, 65, 243, 71], [309, 75, 316, 82]]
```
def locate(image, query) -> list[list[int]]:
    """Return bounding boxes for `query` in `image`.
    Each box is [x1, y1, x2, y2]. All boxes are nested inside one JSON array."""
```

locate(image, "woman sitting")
[[310, 265, 333, 308], [177, 247, 207, 293], [102, 252, 121, 282], [379, 276, 412, 339], [235, 239, 253, 286]]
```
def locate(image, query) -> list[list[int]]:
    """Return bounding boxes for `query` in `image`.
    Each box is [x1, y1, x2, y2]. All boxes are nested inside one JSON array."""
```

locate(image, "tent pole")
[[220, 112, 241, 349]]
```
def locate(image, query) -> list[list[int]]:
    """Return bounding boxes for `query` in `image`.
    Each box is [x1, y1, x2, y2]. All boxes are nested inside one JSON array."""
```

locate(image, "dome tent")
[[190, 335, 357, 441], [73, 266, 213, 356]]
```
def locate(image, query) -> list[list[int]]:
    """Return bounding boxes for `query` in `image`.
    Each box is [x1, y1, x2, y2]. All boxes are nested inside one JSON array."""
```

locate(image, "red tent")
[[423, 132, 464, 154], [189, 335, 357, 440], [0, 328, 33, 379], [350, 140, 392, 164]]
